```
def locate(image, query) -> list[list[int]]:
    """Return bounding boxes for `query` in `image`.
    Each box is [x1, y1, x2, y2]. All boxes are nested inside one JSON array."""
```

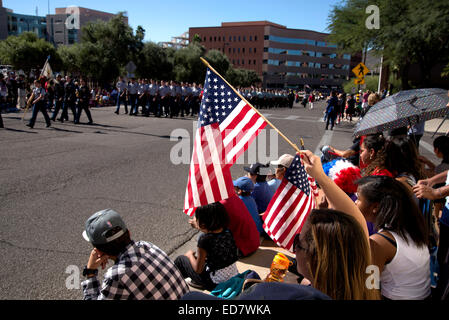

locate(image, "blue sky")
[[3, 0, 339, 43]]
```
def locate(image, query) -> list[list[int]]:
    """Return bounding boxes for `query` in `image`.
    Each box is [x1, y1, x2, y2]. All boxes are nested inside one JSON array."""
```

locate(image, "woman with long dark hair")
[[356, 176, 430, 300]]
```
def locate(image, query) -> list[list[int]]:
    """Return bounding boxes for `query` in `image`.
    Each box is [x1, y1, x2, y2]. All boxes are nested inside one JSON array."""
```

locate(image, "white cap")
[[270, 154, 294, 168]]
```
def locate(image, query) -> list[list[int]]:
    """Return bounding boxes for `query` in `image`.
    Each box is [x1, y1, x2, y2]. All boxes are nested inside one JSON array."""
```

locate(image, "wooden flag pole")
[[200, 57, 301, 153]]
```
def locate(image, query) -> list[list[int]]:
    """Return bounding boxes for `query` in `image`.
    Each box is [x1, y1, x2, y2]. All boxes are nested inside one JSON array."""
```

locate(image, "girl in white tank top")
[[378, 230, 431, 300]]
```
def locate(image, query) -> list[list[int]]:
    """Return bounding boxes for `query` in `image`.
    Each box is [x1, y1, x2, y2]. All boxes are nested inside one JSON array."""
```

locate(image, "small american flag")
[[262, 154, 319, 252], [184, 67, 268, 216]]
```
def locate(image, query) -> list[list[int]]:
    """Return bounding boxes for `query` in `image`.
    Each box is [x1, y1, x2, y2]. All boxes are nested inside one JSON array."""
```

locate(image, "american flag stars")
[[199, 74, 241, 127]]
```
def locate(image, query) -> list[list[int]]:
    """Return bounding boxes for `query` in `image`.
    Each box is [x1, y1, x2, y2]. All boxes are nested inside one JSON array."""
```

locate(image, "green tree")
[[327, 0, 449, 89], [226, 67, 260, 87], [173, 43, 206, 83], [77, 12, 145, 82], [136, 42, 174, 80], [0, 32, 60, 73]]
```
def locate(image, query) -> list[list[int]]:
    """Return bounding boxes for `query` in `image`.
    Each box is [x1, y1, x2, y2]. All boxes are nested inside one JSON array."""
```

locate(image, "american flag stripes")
[[262, 154, 319, 252], [184, 67, 268, 216]]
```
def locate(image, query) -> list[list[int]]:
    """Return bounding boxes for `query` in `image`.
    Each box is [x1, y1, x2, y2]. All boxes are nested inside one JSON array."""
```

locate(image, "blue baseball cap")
[[233, 176, 254, 192]]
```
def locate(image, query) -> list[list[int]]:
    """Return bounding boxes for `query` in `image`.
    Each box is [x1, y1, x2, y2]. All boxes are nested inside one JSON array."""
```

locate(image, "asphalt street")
[[0, 100, 440, 299]]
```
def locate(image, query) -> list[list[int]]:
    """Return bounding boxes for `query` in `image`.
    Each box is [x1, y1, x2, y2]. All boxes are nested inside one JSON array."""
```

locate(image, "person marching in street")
[[180, 82, 190, 118], [26, 79, 51, 129], [191, 82, 200, 116], [127, 77, 139, 116], [147, 79, 158, 117], [114, 76, 128, 115], [159, 80, 170, 117], [137, 78, 148, 116], [174, 81, 182, 117], [50, 75, 65, 121], [59, 75, 77, 123], [75, 78, 93, 125], [168, 80, 177, 118]]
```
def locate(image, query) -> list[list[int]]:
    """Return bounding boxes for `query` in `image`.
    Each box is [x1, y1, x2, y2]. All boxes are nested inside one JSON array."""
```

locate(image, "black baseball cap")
[[243, 162, 270, 175]]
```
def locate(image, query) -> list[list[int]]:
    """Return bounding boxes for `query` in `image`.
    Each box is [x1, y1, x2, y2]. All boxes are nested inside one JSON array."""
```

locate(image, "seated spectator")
[[324, 136, 361, 167], [360, 134, 393, 177], [233, 176, 264, 234], [175, 202, 239, 291], [382, 136, 424, 191], [269, 154, 294, 193], [295, 150, 379, 300], [244, 162, 273, 213], [434, 136, 449, 174], [357, 176, 431, 300], [81, 209, 189, 300], [220, 194, 260, 257]]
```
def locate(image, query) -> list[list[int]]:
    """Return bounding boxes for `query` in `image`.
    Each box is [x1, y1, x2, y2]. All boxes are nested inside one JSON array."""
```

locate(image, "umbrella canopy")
[[353, 88, 449, 137]]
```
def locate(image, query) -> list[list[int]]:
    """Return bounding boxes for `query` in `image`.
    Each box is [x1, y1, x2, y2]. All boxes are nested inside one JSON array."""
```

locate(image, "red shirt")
[[220, 195, 260, 257]]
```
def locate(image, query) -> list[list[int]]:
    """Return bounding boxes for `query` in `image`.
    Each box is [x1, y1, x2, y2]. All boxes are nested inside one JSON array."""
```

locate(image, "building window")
[[228, 48, 231, 54], [218, 36, 221, 41], [248, 60, 251, 65], [263, 60, 268, 64], [243, 36, 246, 41], [254, 60, 256, 65], [242, 48, 245, 53], [214, 36, 216, 41], [238, 36, 241, 41], [249, 36, 252, 41], [242, 60, 244, 65], [255, 36, 258, 41], [234, 36, 236, 41], [210, 37, 212, 42], [254, 48, 257, 53]]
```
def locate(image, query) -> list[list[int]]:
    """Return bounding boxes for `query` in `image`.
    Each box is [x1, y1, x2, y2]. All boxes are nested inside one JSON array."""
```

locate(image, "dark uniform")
[[27, 84, 51, 128], [59, 79, 77, 122], [51, 78, 65, 121], [75, 82, 93, 124]]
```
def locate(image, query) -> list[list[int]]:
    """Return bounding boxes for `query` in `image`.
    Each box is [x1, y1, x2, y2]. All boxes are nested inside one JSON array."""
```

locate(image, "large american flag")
[[262, 154, 319, 252], [184, 67, 268, 216]]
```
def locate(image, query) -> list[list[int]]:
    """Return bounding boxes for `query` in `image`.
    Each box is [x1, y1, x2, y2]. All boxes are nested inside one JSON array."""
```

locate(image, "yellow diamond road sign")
[[354, 77, 365, 85], [352, 62, 370, 78]]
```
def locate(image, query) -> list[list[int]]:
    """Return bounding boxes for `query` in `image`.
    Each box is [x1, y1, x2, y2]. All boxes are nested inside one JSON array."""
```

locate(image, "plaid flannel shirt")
[[82, 241, 189, 300]]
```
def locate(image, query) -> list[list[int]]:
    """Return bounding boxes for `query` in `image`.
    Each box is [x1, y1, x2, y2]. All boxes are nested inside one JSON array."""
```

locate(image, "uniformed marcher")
[[115, 76, 128, 115], [50, 75, 65, 121], [137, 78, 148, 116], [59, 75, 77, 123], [75, 78, 93, 124], [158, 81, 170, 117], [147, 79, 158, 116], [190, 82, 200, 116], [127, 78, 139, 116], [26, 80, 51, 129]]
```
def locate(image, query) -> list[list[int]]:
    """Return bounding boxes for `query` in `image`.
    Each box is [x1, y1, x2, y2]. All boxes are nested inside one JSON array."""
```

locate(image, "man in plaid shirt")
[[81, 209, 189, 300]]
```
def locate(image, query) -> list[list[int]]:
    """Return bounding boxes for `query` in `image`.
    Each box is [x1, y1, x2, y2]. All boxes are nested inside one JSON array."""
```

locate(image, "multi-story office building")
[[46, 7, 128, 46], [190, 21, 360, 89], [0, 0, 47, 41], [0, 1, 128, 46]]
